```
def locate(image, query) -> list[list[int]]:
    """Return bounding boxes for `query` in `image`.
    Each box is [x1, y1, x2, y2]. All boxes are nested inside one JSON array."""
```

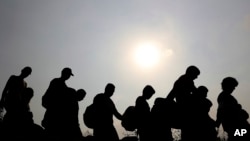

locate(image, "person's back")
[[42, 78, 67, 109], [41, 77, 66, 133], [167, 66, 200, 105]]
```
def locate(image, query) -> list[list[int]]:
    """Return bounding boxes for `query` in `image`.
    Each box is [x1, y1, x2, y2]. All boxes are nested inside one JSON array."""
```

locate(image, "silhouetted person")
[[2, 87, 44, 141], [19, 87, 44, 141], [190, 86, 217, 141], [92, 83, 122, 141], [216, 77, 250, 141], [0, 66, 32, 114], [41, 67, 74, 139], [150, 97, 174, 141], [65, 88, 86, 140], [135, 85, 155, 141], [0, 66, 32, 140], [166, 65, 200, 141]]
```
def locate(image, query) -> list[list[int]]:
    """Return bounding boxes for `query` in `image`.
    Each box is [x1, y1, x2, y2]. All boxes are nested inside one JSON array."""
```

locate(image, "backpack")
[[121, 106, 138, 131], [83, 104, 96, 129]]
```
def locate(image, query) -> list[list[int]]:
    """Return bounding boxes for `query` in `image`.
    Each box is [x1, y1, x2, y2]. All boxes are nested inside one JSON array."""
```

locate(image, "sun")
[[134, 42, 161, 68]]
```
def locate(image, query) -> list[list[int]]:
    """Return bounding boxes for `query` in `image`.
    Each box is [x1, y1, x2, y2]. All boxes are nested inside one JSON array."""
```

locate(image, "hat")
[[62, 67, 74, 76]]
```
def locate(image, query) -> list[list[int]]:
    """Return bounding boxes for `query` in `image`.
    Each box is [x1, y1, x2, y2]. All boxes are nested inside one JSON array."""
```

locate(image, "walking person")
[[92, 83, 122, 141], [166, 65, 200, 141], [65, 88, 86, 140], [0, 66, 32, 138], [216, 77, 250, 141], [190, 86, 217, 141], [135, 85, 155, 141], [0, 66, 32, 114], [41, 67, 74, 139]]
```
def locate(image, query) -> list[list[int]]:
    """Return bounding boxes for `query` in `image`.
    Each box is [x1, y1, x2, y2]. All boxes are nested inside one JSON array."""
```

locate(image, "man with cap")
[[41, 67, 74, 139]]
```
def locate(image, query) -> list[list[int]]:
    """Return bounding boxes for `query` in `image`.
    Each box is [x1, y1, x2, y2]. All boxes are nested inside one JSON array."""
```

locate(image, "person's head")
[[20, 66, 32, 78], [76, 89, 86, 101], [154, 97, 165, 106], [221, 77, 238, 94], [142, 85, 155, 100], [61, 67, 74, 80], [104, 83, 115, 97], [196, 86, 208, 98], [185, 65, 200, 80]]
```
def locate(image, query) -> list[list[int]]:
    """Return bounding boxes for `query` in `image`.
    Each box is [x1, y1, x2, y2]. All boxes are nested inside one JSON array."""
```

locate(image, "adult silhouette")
[[166, 65, 200, 141], [64, 88, 86, 140], [18, 87, 44, 141], [0, 66, 32, 137], [41, 67, 74, 139], [135, 85, 155, 141], [92, 83, 122, 141], [216, 77, 250, 141], [150, 97, 174, 141], [189, 86, 217, 141], [0, 66, 32, 113], [1, 87, 44, 141]]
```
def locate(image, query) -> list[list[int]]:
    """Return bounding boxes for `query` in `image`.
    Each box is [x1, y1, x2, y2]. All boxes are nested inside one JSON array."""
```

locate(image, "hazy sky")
[[0, 0, 250, 138]]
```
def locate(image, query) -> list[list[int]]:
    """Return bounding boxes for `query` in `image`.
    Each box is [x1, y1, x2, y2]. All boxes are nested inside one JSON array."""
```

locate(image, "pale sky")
[[0, 0, 250, 139]]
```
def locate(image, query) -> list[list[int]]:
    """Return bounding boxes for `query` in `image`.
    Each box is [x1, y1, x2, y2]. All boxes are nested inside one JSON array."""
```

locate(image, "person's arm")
[[111, 100, 122, 120], [0, 76, 12, 107], [215, 104, 222, 128], [114, 106, 122, 120]]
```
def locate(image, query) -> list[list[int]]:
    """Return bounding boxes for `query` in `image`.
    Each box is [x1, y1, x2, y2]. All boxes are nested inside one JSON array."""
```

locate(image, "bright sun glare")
[[134, 42, 161, 68]]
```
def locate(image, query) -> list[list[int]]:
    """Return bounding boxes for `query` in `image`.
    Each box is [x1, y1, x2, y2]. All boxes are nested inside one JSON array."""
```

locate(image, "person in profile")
[[19, 87, 44, 141], [0, 66, 32, 132], [135, 85, 155, 141], [65, 88, 86, 140], [2, 87, 44, 141], [41, 67, 74, 139], [166, 65, 200, 141], [190, 86, 217, 141], [150, 97, 174, 141], [92, 83, 122, 141], [216, 77, 250, 141]]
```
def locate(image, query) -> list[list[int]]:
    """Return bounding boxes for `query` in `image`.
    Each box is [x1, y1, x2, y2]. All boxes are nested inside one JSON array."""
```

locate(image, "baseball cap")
[[62, 67, 74, 76]]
